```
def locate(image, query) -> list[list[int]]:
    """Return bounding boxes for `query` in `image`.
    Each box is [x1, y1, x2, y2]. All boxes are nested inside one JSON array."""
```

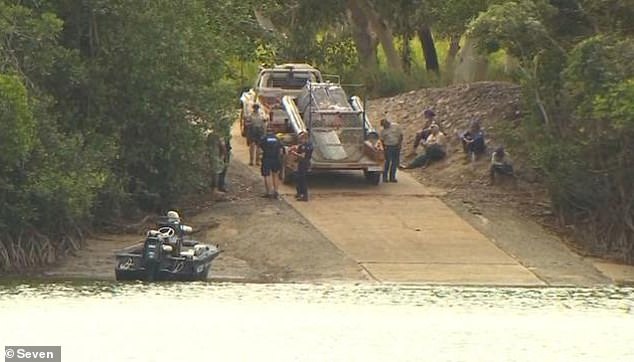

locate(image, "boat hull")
[[114, 243, 221, 281]]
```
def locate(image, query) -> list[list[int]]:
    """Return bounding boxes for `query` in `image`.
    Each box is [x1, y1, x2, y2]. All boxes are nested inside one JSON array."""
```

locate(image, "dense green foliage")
[[0, 0, 257, 270], [0, 0, 632, 270], [469, 0, 634, 260]]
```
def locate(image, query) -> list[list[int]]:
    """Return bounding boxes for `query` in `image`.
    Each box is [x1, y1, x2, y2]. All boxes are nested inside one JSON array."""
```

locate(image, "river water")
[[1, 281, 633, 361]]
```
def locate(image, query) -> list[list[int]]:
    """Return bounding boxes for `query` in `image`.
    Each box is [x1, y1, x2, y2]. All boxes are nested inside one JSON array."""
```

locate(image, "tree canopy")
[[0, 0, 632, 270]]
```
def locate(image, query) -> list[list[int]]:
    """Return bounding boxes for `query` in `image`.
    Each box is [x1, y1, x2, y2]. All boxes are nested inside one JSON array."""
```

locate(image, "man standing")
[[206, 130, 225, 193], [379, 118, 403, 183], [247, 103, 266, 166], [259, 129, 284, 199], [217, 134, 231, 192], [292, 131, 313, 201]]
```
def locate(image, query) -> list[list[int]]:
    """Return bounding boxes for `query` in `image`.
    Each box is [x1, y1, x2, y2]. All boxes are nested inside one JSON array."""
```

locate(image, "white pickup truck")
[[239, 63, 384, 184], [239, 63, 323, 137]]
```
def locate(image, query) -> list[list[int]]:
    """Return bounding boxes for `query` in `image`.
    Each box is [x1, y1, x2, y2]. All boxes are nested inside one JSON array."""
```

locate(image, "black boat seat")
[[182, 239, 198, 247]]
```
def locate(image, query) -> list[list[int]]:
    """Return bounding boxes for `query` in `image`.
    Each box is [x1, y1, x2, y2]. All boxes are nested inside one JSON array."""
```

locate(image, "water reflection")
[[1, 282, 634, 361]]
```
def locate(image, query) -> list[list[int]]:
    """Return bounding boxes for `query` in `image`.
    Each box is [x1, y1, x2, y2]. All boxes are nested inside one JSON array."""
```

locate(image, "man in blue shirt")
[[292, 131, 313, 201], [259, 130, 284, 199]]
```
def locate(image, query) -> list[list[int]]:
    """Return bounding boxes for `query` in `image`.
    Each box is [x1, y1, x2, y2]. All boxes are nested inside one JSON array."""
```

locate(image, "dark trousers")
[[383, 145, 400, 181], [462, 138, 486, 155], [217, 167, 227, 191], [295, 168, 308, 197], [490, 163, 514, 176], [408, 145, 445, 168]]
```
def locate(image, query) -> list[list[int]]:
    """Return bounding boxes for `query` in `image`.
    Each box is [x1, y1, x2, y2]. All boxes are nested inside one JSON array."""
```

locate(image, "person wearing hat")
[[160, 210, 193, 256], [402, 123, 446, 169], [291, 131, 313, 201], [246, 103, 267, 166], [379, 118, 403, 182]]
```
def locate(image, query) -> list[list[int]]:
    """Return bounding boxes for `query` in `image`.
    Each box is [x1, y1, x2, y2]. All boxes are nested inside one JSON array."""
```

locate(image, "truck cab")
[[240, 64, 323, 136]]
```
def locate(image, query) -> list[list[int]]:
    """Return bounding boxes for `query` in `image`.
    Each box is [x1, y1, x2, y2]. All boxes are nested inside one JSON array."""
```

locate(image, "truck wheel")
[[281, 166, 293, 184], [366, 171, 381, 185]]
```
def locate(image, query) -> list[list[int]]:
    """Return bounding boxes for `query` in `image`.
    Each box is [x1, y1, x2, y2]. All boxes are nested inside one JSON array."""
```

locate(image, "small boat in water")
[[114, 213, 221, 281]]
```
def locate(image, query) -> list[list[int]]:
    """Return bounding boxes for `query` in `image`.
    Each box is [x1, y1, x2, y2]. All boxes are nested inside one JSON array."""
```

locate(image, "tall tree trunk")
[[445, 34, 461, 68], [443, 34, 461, 83], [417, 26, 439, 73], [353, 0, 402, 72], [401, 33, 412, 73], [454, 37, 489, 83], [347, 0, 378, 69]]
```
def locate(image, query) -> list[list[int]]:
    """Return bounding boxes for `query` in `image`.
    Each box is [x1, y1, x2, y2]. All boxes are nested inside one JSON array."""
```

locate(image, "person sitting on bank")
[[460, 119, 486, 162], [402, 124, 446, 169], [413, 109, 436, 150], [490, 146, 514, 185]]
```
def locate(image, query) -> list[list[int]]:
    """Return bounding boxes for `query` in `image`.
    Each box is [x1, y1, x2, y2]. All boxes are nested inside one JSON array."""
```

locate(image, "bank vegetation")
[[0, 0, 631, 271]]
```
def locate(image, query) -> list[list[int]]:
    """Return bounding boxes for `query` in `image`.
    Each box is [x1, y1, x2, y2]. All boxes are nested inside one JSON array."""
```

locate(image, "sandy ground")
[[46, 159, 368, 282]]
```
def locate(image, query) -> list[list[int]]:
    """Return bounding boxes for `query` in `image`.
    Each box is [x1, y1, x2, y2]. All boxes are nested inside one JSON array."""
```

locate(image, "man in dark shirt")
[[292, 131, 313, 201], [259, 130, 284, 199], [461, 119, 486, 163]]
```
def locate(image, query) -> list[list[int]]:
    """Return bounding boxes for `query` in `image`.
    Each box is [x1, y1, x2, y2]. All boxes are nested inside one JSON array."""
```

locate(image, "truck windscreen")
[[266, 72, 317, 89]]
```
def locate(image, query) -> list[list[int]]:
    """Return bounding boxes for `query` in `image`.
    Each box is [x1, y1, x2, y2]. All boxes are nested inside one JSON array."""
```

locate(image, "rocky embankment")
[[366, 81, 550, 219]]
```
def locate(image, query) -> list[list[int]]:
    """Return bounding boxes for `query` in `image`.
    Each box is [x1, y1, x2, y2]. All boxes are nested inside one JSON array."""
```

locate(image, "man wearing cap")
[[247, 103, 267, 166], [379, 118, 403, 183]]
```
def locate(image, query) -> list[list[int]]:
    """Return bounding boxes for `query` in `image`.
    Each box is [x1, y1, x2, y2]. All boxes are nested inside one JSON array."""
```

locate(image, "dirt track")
[[48, 158, 367, 282]]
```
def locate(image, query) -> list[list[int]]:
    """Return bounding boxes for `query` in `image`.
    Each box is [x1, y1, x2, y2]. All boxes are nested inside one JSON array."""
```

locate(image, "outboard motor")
[[142, 231, 164, 280]]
